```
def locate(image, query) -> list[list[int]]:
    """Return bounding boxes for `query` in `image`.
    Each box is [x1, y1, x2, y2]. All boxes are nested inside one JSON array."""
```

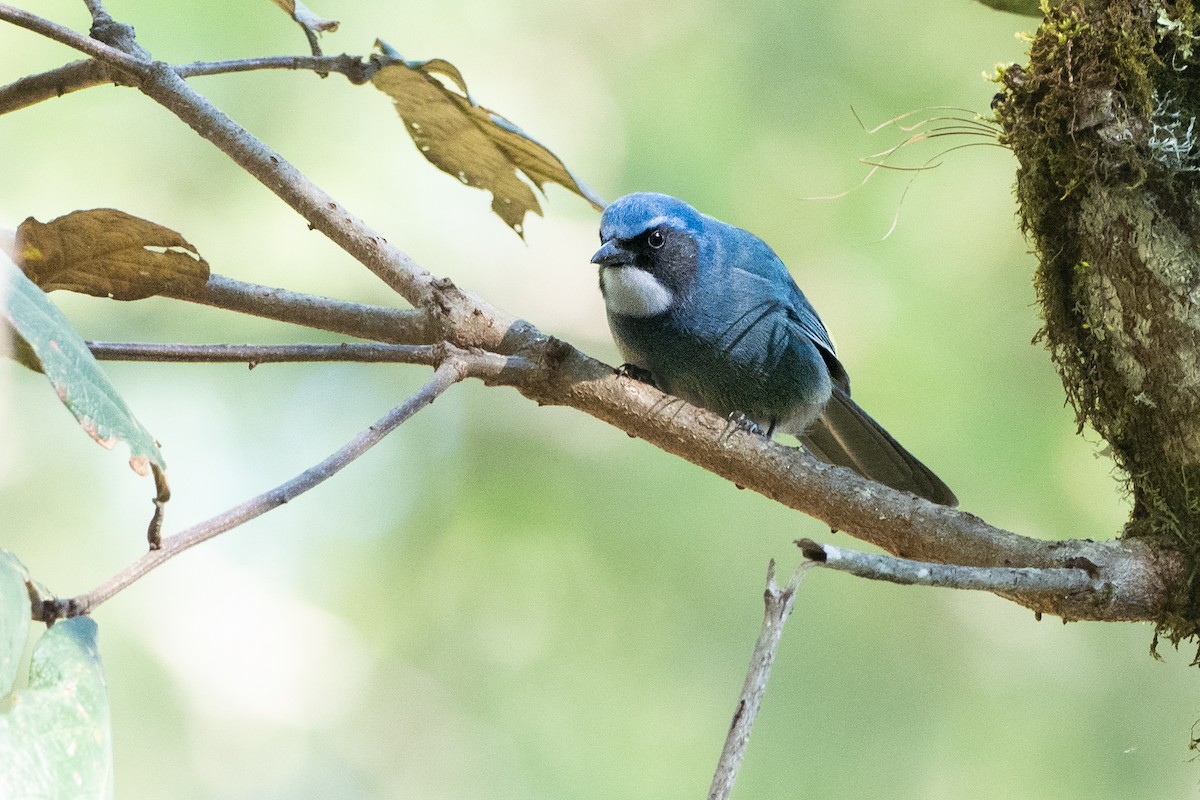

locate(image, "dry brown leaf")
[[371, 42, 604, 237], [16, 209, 209, 301]]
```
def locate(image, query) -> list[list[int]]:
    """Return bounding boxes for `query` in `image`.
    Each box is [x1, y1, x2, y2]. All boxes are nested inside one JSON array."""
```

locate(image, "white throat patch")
[[600, 266, 674, 318]]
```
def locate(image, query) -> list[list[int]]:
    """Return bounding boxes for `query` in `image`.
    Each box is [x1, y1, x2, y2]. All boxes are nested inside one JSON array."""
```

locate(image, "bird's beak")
[[591, 240, 633, 268]]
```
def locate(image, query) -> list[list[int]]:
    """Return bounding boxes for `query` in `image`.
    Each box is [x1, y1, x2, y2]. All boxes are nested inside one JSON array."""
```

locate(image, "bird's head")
[[591, 193, 704, 318]]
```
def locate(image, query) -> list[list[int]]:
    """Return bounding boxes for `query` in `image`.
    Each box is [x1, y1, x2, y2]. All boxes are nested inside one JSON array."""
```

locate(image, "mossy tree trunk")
[[996, 0, 1200, 641]]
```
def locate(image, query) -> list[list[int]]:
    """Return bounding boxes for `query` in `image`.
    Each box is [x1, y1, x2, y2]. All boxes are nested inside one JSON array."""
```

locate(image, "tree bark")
[[996, 0, 1200, 642]]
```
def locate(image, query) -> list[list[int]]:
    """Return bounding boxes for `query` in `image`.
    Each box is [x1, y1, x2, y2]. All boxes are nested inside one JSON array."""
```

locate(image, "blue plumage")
[[591, 192, 956, 506]]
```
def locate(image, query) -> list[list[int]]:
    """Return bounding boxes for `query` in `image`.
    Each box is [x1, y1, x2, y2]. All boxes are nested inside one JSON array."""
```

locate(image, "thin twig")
[[161, 273, 439, 345], [0, 4, 144, 72], [139, 60, 436, 306], [83, 339, 532, 382], [175, 55, 374, 83], [86, 341, 449, 366], [709, 561, 811, 800], [0, 55, 372, 116], [36, 358, 467, 621], [797, 538, 1099, 595]]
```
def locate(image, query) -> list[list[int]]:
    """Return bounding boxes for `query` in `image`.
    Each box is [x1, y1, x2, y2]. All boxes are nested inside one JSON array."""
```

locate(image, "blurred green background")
[[2, 1, 1197, 798]]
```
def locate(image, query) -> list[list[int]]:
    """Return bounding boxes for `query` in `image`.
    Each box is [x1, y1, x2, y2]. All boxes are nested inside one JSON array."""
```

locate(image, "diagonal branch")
[[35, 356, 470, 621], [0, 4, 144, 71], [709, 561, 810, 800]]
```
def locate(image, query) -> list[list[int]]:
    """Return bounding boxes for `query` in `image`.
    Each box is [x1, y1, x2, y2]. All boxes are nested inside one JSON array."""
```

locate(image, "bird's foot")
[[616, 363, 657, 386], [722, 411, 770, 442]]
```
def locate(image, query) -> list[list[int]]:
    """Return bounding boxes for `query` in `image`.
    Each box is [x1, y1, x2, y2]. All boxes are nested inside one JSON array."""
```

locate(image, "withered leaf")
[[268, 0, 339, 54], [16, 209, 209, 301], [370, 41, 605, 237]]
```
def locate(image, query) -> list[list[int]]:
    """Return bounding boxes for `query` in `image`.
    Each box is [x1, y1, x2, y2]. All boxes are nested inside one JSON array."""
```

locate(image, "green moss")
[[995, 0, 1200, 646]]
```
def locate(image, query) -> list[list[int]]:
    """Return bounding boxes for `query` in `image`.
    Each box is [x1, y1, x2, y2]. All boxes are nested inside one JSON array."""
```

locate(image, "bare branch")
[[162, 274, 440, 345], [797, 538, 1098, 596], [709, 561, 811, 800], [36, 357, 469, 621], [86, 341, 447, 365], [0, 59, 115, 116], [83, 341, 525, 380], [136, 61, 442, 308], [0, 55, 371, 117], [493, 342, 1179, 623], [0, 4, 434, 306], [0, 4, 145, 72], [176, 55, 373, 83]]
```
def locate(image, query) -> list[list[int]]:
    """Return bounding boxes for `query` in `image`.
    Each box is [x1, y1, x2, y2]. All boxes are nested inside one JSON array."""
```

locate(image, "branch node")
[[84, 0, 148, 60], [796, 537, 827, 562]]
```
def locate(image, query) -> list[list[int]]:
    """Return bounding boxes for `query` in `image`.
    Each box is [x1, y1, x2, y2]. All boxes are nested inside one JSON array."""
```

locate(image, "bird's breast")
[[607, 307, 832, 428], [599, 266, 675, 318]]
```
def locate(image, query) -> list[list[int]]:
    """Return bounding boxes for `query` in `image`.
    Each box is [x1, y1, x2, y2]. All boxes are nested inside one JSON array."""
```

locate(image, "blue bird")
[[590, 192, 957, 507]]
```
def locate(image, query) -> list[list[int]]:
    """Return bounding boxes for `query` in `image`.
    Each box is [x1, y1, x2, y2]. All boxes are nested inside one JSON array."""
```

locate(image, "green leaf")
[[2, 253, 166, 476], [0, 609, 113, 800], [371, 41, 605, 237], [15, 209, 209, 301], [0, 550, 31, 697]]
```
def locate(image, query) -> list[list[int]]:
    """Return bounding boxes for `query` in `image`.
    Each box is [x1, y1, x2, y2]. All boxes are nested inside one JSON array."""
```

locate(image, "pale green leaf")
[[2, 254, 166, 475], [0, 610, 113, 800], [0, 550, 30, 696]]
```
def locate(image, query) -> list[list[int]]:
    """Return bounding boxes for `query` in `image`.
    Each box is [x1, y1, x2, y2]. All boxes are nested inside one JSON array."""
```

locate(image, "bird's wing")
[[724, 251, 847, 392], [719, 225, 838, 351]]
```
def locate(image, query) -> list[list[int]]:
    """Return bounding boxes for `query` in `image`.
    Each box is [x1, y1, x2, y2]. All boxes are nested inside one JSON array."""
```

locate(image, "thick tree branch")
[[487, 344, 1179, 622], [34, 356, 471, 621]]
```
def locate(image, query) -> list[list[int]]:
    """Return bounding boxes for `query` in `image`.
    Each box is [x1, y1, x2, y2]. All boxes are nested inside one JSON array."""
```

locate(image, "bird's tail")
[[799, 386, 958, 507]]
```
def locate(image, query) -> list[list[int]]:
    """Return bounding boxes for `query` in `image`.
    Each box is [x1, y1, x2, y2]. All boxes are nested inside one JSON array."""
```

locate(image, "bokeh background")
[[3, 1, 1198, 797]]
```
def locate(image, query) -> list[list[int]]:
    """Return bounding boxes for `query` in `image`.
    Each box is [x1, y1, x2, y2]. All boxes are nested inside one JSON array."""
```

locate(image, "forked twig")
[[709, 560, 812, 800]]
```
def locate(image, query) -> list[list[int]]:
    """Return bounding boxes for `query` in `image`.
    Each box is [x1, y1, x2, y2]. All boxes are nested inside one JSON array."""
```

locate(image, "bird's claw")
[[616, 363, 657, 386], [722, 411, 769, 441]]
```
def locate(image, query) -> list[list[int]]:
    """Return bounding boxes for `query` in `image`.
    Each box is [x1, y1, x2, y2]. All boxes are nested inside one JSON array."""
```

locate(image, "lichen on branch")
[[995, 0, 1200, 643]]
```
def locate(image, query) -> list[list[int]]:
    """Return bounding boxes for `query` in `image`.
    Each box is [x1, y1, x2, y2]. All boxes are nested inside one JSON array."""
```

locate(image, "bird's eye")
[[647, 229, 666, 249]]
